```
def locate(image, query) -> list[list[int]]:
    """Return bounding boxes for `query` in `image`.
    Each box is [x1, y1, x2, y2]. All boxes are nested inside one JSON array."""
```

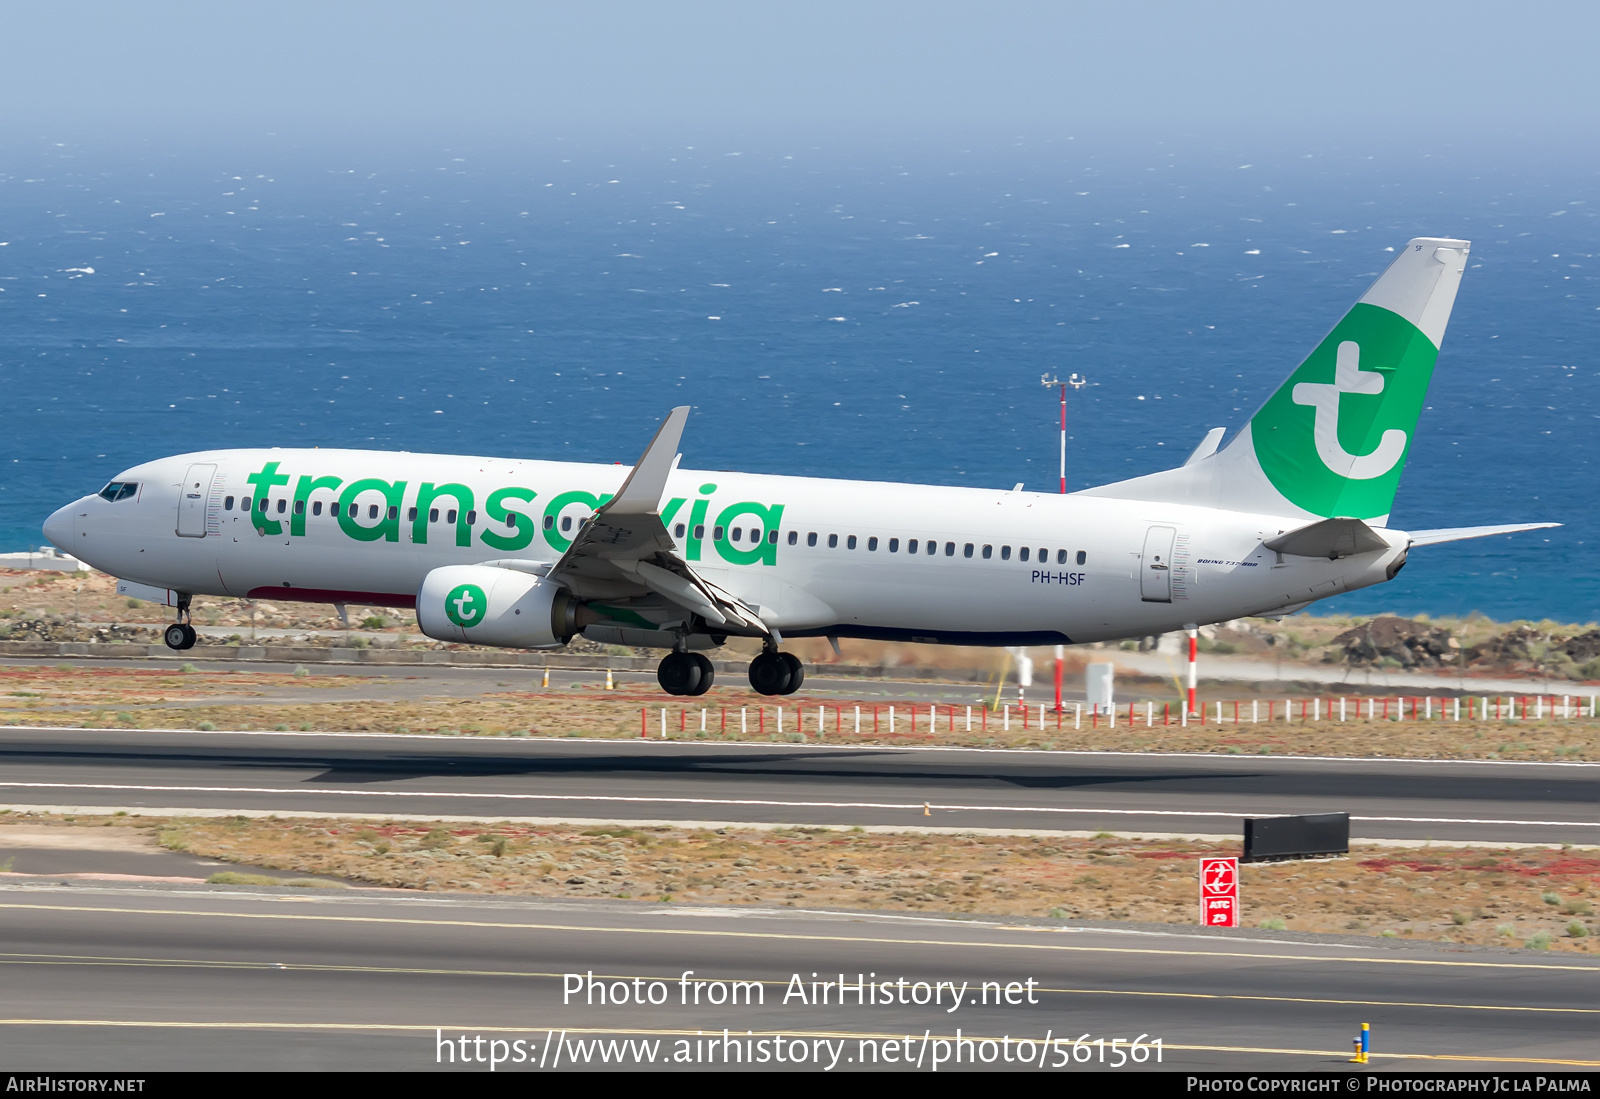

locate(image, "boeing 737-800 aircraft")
[[42, 238, 1554, 696]]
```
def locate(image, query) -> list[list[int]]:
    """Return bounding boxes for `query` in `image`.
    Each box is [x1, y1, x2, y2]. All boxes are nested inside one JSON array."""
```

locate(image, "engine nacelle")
[[415, 565, 578, 649]]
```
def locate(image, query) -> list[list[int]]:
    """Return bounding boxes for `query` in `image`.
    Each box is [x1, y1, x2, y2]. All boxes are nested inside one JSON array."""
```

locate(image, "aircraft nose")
[[42, 502, 76, 550]]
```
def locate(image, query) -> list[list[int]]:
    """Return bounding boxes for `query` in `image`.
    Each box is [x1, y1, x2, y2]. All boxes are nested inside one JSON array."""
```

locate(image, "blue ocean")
[[2, 136, 1595, 622]]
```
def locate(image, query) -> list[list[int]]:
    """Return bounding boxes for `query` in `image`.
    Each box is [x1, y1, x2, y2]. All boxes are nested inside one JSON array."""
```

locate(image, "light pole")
[[1041, 372, 1086, 712], [1040, 372, 1087, 495]]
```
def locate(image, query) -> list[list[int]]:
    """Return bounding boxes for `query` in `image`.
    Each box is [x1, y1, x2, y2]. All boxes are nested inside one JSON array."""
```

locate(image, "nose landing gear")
[[163, 593, 197, 651]]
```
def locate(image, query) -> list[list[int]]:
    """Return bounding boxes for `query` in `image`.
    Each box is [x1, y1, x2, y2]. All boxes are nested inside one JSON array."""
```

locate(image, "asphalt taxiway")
[[0, 879, 1594, 1071], [0, 727, 1593, 845]]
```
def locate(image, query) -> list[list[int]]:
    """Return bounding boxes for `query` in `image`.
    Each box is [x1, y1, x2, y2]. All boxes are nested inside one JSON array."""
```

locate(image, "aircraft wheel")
[[164, 623, 193, 651], [657, 651, 703, 696], [687, 653, 715, 695], [778, 652, 804, 695], [747, 651, 792, 696]]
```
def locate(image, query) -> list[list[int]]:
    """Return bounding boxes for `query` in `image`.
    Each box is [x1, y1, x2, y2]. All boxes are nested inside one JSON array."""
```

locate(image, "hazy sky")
[[2, 2, 1596, 145]]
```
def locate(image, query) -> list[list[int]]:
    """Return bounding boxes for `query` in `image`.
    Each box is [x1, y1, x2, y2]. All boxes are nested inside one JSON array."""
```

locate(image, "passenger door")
[[176, 463, 217, 538], [1140, 525, 1176, 603]]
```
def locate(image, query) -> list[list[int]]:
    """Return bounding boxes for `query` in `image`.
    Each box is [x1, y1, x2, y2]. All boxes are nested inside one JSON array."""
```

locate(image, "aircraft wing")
[[1405, 522, 1561, 546], [544, 407, 771, 635]]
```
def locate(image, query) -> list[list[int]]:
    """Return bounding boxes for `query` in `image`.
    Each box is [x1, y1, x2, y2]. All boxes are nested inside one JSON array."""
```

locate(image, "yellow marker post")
[[541, 669, 550, 689], [605, 669, 614, 690]]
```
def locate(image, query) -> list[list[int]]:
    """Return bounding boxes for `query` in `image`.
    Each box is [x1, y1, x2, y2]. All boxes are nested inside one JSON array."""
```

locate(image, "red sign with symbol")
[[1199, 857, 1239, 927]]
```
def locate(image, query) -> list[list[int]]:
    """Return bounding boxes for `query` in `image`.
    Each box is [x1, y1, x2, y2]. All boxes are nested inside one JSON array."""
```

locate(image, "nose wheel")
[[163, 623, 197, 650]]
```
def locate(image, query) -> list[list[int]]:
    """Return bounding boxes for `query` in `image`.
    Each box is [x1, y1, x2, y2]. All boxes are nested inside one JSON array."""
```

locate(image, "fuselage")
[[44, 447, 1406, 646]]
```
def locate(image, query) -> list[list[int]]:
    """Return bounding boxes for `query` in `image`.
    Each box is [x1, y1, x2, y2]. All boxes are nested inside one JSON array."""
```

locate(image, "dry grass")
[[3, 666, 1598, 760], [3, 811, 1593, 953]]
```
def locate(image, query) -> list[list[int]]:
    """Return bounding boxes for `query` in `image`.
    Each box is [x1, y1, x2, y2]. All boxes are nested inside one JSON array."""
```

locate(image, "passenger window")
[[1001, 546, 1011, 560], [847, 535, 857, 549], [506, 514, 517, 529], [224, 496, 234, 511], [560, 515, 570, 532], [695, 524, 705, 539], [406, 506, 416, 522], [466, 510, 476, 525], [1057, 549, 1067, 564], [731, 527, 742, 542], [1020, 547, 1029, 562], [312, 501, 322, 516], [259, 498, 269, 513], [982, 545, 992, 559], [1077, 550, 1087, 565], [675, 523, 686, 538], [768, 530, 778, 544], [787, 531, 797, 545], [242, 496, 252, 512], [807, 532, 817, 547], [329, 502, 339, 517], [889, 538, 899, 553], [908, 539, 918, 554], [277, 499, 287, 514], [714, 525, 725, 540], [963, 543, 973, 558], [828, 534, 838, 548], [369, 504, 380, 520], [944, 542, 954, 556], [543, 514, 554, 530], [927, 541, 936, 556], [430, 508, 440, 523], [868, 536, 878, 551], [296, 500, 307, 516], [388, 505, 399, 521]]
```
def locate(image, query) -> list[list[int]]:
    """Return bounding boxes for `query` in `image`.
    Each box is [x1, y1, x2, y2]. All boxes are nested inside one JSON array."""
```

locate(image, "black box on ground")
[[1242, 812, 1349, 862]]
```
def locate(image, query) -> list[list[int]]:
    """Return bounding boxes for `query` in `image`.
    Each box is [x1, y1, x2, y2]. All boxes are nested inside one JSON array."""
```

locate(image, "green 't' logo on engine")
[[1251, 303, 1439, 519], [444, 583, 488, 628]]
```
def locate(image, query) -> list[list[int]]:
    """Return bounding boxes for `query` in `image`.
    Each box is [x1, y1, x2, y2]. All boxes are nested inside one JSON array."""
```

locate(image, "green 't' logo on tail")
[[1251, 303, 1438, 519], [444, 583, 488, 628]]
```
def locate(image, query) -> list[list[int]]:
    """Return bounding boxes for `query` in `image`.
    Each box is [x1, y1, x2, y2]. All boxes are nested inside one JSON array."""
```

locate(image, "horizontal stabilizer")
[[1406, 522, 1560, 547], [1264, 517, 1391, 559]]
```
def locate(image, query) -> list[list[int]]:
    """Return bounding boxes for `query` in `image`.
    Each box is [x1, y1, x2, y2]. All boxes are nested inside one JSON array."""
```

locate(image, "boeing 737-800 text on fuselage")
[[42, 238, 1556, 696]]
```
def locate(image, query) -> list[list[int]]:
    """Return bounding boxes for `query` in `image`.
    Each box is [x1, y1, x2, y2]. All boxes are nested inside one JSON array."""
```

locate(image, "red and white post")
[[1187, 626, 1199, 717], [1053, 643, 1064, 714]]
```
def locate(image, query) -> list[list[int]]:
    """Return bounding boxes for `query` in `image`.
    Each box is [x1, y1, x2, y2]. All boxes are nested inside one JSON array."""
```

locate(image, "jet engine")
[[415, 565, 581, 648]]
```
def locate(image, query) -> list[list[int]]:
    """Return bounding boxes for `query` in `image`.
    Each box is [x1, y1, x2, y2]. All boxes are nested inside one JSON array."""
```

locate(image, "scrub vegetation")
[[2, 811, 1594, 953]]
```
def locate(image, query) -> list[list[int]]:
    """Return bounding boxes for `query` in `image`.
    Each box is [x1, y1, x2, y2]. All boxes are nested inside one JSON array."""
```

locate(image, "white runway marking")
[[0, 781, 1588, 830]]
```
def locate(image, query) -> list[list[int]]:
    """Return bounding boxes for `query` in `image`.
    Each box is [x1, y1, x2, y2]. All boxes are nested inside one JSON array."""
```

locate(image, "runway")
[[0, 727, 1594, 844], [0, 879, 1594, 1071]]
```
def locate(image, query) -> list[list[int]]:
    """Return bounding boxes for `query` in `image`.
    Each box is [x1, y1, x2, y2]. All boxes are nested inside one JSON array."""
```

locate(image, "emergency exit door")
[[1140, 525, 1176, 603], [176, 463, 216, 538]]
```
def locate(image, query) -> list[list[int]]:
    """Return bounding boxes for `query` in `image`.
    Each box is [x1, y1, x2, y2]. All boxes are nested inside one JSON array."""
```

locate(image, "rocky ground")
[[2, 812, 1593, 954]]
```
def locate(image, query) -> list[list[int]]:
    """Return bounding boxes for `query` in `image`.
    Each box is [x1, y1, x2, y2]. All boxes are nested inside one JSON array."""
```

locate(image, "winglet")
[[603, 406, 690, 516]]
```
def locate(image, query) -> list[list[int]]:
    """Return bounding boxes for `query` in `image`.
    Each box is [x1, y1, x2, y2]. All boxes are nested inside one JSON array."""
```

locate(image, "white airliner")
[[43, 237, 1554, 696]]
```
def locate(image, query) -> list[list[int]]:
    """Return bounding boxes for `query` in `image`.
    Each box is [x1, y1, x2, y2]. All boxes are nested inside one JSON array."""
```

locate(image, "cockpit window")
[[98, 482, 138, 502]]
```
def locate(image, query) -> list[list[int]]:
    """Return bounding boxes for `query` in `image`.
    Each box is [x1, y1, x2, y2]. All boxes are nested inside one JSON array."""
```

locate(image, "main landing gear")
[[163, 593, 197, 651], [748, 650, 803, 696], [657, 650, 715, 696], [655, 648, 806, 696]]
